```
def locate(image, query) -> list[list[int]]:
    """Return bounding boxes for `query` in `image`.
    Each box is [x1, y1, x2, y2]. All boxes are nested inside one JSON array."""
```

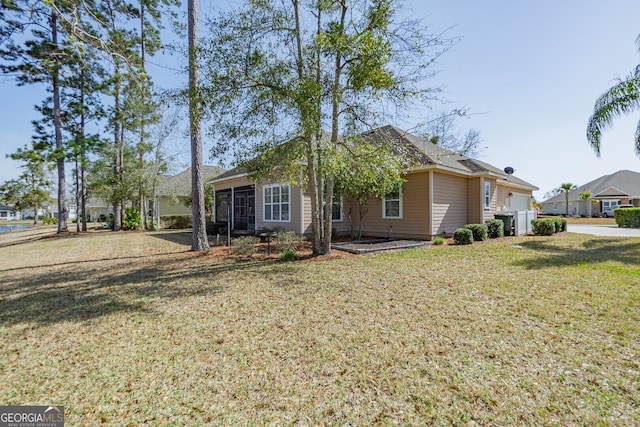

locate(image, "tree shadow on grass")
[[0, 252, 267, 327], [513, 237, 640, 270]]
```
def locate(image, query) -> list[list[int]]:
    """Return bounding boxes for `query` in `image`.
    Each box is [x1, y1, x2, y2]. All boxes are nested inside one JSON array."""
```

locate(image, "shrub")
[[532, 218, 556, 236], [160, 215, 192, 229], [453, 228, 473, 245], [432, 236, 445, 245], [279, 248, 297, 261], [464, 223, 488, 241], [485, 219, 504, 238], [557, 217, 567, 232], [123, 208, 140, 230], [551, 217, 567, 233], [614, 207, 640, 227], [231, 235, 260, 256], [274, 230, 303, 252], [42, 217, 57, 225]]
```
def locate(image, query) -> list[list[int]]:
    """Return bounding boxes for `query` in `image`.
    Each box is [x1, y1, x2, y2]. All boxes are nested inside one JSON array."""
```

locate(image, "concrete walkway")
[[568, 224, 640, 237]]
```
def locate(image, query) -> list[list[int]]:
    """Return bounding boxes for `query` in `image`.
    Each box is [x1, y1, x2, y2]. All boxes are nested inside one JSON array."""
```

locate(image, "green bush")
[[532, 218, 556, 236], [279, 248, 297, 261], [464, 223, 488, 241], [614, 207, 640, 227], [123, 208, 140, 230], [552, 217, 567, 233], [485, 219, 504, 238], [231, 235, 260, 256], [453, 228, 473, 245], [432, 236, 445, 245], [42, 217, 57, 225], [160, 215, 192, 229]]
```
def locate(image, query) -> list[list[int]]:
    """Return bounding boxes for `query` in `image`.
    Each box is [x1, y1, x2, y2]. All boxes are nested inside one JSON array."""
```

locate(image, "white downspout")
[[428, 170, 434, 239]]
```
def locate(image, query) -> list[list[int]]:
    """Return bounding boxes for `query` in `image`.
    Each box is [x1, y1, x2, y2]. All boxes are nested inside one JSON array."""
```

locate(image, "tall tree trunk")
[[113, 63, 122, 231], [81, 154, 87, 231], [75, 156, 80, 232], [139, 0, 147, 230], [79, 72, 87, 232], [188, 0, 209, 251], [51, 11, 68, 233]]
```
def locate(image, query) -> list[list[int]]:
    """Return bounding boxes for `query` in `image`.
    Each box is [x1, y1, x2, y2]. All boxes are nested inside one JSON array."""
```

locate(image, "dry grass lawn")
[[0, 230, 639, 425]]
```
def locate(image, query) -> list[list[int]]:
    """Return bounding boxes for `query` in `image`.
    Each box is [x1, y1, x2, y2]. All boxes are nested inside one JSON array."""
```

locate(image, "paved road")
[[568, 224, 640, 237]]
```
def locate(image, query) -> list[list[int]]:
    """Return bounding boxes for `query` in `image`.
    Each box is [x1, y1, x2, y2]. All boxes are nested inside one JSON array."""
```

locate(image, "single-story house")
[[210, 125, 538, 240], [540, 170, 640, 217], [153, 166, 226, 223], [0, 203, 19, 221]]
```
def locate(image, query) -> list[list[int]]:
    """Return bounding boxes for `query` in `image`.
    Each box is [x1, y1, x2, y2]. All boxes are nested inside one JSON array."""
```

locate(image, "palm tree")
[[579, 191, 592, 217], [557, 183, 577, 216], [587, 36, 640, 155]]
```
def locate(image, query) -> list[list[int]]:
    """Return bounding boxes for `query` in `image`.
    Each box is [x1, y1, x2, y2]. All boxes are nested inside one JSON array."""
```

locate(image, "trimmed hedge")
[[614, 207, 640, 227], [531, 218, 556, 236], [485, 219, 504, 238], [464, 223, 488, 241], [453, 228, 474, 245], [553, 217, 567, 233], [160, 215, 192, 229]]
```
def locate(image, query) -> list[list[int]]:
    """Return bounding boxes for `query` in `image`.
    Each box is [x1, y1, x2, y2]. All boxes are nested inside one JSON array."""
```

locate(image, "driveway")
[[568, 224, 640, 237]]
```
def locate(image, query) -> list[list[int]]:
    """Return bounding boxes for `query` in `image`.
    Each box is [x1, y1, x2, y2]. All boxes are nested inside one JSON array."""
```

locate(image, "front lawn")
[[0, 231, 638, 424]]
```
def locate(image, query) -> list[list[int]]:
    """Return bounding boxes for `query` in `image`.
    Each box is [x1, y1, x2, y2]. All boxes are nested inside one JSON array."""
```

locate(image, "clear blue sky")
[[2, 0, 640, 201]]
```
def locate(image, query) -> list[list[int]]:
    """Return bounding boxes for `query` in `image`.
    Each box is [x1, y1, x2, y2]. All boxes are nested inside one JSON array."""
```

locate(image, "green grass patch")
[[0, 231, 639, 424]]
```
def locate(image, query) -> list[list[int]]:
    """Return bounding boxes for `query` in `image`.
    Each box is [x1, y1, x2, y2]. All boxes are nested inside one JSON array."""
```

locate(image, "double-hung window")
[[383, 186, 402, 219], [484, 182, 491, 210], [263, 184, 290, 222], [322, 192, 343, 222]]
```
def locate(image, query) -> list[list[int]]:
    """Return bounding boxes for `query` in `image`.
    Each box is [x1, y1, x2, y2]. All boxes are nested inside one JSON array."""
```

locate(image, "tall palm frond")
[[587, 64, 640, 156]]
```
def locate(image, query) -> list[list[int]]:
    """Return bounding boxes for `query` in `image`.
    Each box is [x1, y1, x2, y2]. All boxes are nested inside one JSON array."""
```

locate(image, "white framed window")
[[383, 186, 402, 219], [332, 196, 343, 221], [263, 184, 290, 222], [323, 193, 343, 222], [553, 203, 558, 212], [484, 182, 491, 209]]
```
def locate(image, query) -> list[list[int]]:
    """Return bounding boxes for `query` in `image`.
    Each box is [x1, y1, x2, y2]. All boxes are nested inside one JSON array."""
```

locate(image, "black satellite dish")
[[504, 166, 514, 175]]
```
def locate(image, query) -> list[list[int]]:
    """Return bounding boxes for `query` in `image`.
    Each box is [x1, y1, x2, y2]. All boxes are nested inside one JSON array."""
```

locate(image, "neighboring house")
[[0, 203, 19, 221], [210, 126, 538, 240], [86, 197, 112, 222], [540, 170, 640, 217], [153, 166, 226, 223]]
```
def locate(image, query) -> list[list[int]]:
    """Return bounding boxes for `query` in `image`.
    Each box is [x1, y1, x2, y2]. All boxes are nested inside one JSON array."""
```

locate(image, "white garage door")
[[511, 195, 529, 211]]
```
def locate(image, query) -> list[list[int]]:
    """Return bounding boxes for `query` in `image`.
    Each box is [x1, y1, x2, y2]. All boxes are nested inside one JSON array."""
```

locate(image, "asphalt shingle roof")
[[210, 125, 538, 190], [157, 166, 226, 196], [543, 170, 640, 203]]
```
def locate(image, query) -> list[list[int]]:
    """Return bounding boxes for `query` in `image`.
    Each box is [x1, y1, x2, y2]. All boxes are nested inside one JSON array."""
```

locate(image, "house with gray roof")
[[539, 170, 640, 217], [0, 203, 19, 221], [152, 166, 226, 224], [210, 125, 538, 239]]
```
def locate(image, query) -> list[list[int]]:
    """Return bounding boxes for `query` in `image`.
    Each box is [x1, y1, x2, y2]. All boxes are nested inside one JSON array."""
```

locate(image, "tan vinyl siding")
[[467, 178, 481, 224], [353, 172, 430, 239], [481, 178, 498, 223], [433, 172, 467, 236], [496, 184, 511, 212], [301, 190, 351, 236]]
